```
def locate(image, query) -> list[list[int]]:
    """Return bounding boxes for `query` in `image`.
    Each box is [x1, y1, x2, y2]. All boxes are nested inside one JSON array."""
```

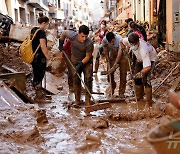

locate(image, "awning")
[[0, 0, 8, 15], [116, 11, 127, 20]]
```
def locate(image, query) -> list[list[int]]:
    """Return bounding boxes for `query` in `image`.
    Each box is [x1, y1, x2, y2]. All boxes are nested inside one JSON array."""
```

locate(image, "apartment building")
[[0, 0, 92, 28]]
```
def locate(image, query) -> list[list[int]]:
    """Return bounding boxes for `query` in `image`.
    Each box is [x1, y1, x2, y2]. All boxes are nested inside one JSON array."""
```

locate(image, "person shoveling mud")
[[101, 32, 128, 99], [108, 33, 157, 106], [59, 25, 94, 107]]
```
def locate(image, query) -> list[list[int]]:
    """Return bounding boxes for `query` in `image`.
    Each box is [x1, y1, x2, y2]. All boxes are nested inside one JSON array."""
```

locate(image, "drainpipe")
[[143, 0, 145, 21], [134, 0, 136, 20]]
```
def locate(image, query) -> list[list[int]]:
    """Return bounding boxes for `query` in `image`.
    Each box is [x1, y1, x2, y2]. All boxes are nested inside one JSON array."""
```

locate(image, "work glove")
[[134, 71, 143, 79], [58, 39, 64, 51], [76, 61, 84, 74]]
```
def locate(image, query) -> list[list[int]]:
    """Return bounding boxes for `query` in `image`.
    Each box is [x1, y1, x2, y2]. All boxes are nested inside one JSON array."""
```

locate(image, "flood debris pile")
[[152, 50, 180, 100], [0, 42, 66, 100], [47, 51, 66, 76], [0, 43, 31, 74]]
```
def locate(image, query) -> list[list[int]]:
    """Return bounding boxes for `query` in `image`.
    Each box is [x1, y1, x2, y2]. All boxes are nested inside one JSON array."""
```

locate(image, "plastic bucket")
[[147, 119, 180, 154]]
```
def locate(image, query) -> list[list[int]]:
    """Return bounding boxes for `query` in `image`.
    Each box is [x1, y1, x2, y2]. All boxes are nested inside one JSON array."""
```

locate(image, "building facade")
[[0, 0, 92, 28]]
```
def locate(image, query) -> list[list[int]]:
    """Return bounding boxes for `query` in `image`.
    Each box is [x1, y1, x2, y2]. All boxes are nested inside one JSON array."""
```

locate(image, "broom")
[[62, 50, 111, 113]]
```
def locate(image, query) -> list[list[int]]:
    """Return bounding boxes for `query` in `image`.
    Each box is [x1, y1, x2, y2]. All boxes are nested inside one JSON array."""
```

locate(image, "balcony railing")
[[28, 0, 49, 10]]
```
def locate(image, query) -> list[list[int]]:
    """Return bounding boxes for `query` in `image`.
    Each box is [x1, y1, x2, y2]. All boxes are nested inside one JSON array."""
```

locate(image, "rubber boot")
[[119, 72, 127, 99], [34, 83, 43, 101], [145, 87, 152, 106], [93, 59, 99, 73], [74, 85, 81, 106], [111, 81, 116, 95], [135, 85, 144, 101]]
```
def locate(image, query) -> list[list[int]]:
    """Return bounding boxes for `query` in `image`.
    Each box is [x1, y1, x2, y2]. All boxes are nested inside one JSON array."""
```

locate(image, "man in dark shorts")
[[59, 25, 94, 106]]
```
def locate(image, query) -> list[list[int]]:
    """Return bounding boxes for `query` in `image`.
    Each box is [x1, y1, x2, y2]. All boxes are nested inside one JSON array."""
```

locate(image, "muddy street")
[[0, 42, 180, 153]]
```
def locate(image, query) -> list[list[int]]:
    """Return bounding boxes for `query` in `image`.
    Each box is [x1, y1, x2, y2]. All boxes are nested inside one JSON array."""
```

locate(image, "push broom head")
[[84, 102, 112, 114]]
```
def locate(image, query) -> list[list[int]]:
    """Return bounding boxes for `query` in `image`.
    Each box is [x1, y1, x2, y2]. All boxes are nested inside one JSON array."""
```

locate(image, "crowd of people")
[[29, 14, 179, 109]]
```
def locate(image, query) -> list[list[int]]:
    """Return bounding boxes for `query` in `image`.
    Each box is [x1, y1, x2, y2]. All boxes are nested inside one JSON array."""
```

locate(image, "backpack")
[[19, 29, 40, 63]]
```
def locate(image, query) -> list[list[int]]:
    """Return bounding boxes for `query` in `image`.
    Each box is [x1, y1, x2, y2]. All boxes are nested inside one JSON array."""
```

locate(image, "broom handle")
[[62, 50, 96, 102], [127, 57, 138, 103]]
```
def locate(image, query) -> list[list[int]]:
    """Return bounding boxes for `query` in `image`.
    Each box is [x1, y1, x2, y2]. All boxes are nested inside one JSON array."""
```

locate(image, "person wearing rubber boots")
[[121, 33, 157, 106], [31, 14, 50, 102], [102, 32, 128, 98], [59, 25, 94, 107]]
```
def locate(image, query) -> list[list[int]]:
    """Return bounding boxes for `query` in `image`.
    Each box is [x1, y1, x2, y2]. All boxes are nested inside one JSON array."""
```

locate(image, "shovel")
[[62, 50, 112, 113]]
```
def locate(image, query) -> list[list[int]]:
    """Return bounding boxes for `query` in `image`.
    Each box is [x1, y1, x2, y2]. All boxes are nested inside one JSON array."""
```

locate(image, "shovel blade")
[[85, 102, 112, 113]]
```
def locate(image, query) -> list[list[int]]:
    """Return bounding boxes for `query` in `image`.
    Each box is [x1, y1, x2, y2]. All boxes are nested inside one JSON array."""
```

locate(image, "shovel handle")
[[62, 50, 96, 103]]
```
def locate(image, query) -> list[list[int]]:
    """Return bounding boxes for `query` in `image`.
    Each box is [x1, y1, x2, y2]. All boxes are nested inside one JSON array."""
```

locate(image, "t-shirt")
[[64, 30, 94, 64], [102, 34, 122, 52], [31, 27, 47, 58], [122, 38, 157, 68], [63, 39, 71, 57], [99, 29, 105, 44]]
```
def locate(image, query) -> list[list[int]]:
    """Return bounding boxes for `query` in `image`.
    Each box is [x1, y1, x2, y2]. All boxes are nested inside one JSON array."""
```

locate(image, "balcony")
[[28, 0, 48, 10], [48, 6, 56, 14], [28, 0, 41, 8]]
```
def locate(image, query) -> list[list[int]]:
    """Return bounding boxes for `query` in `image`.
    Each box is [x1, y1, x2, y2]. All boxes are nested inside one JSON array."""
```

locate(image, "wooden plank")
[[42, 72, 61, 95], [98, 98, 125, 103]]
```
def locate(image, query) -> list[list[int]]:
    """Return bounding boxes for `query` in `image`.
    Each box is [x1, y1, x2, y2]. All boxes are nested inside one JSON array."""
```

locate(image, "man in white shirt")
[[110, 33, 157, 106], [102, 32, 128, 98]]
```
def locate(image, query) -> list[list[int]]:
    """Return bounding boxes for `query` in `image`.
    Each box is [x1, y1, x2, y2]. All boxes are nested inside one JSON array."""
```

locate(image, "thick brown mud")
[[0, 43, 179, 153]]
